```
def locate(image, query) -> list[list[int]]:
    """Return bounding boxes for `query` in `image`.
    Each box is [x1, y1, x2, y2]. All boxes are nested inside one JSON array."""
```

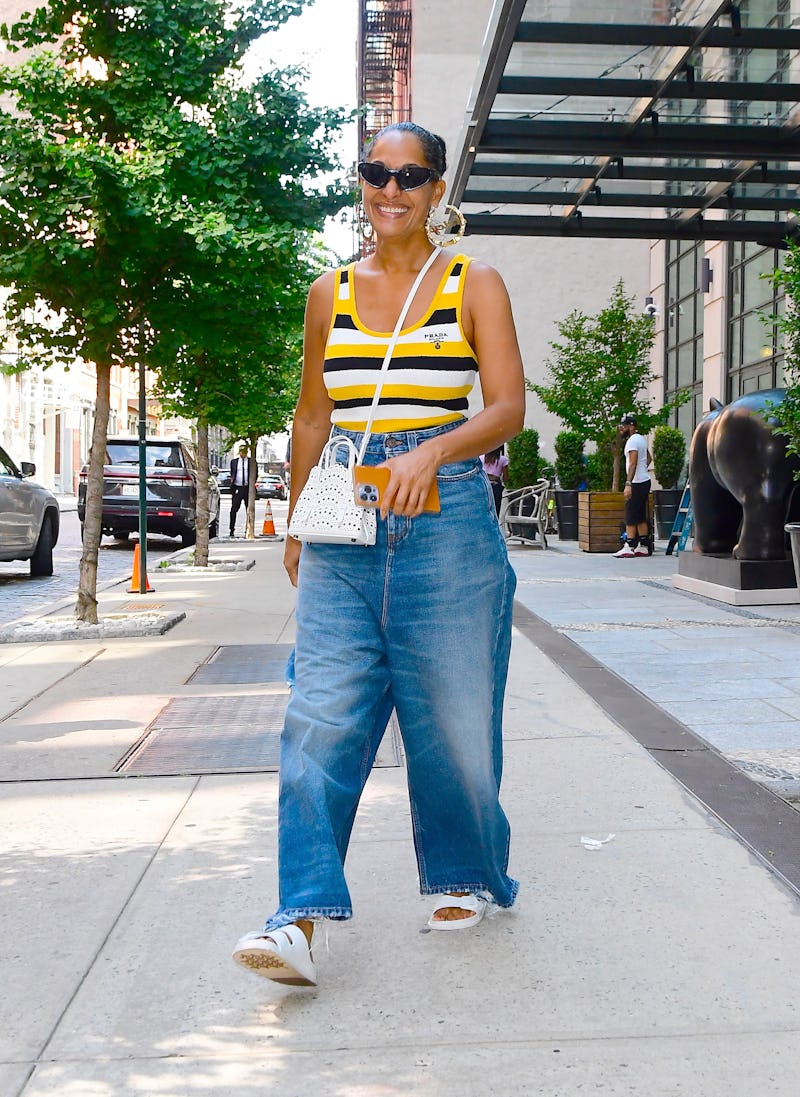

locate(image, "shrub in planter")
[[554, 430, 585, 490], [652, 425, 686, 489], [507, 428, 541, 489], [652, 425, 687, 539], [506, 428, 542, 539], [553, 430, 585, 540]]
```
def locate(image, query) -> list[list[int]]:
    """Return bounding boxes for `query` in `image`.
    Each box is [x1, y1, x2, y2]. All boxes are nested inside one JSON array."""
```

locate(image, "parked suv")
[[77, 438, 220, 546], [0, 445, 60, 576]]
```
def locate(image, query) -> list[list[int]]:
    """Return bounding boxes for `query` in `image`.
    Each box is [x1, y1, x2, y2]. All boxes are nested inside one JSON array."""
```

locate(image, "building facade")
[[360, 0, 797, 470]]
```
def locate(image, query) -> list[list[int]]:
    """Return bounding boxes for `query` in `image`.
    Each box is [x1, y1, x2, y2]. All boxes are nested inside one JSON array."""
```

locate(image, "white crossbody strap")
[[356, 248, 440, 463]]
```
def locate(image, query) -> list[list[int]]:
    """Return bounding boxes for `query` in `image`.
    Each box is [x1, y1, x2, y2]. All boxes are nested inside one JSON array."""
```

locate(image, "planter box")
[[579, 491, 655, 552], [578, 492, 625, 552]]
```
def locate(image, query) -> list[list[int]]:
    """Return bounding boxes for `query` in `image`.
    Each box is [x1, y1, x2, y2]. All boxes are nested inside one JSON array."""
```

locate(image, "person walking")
[[614, 413, 652, 557], [232, 121, 526, 987], [481, 445, 509, 515], [229, 443, 251, 538]]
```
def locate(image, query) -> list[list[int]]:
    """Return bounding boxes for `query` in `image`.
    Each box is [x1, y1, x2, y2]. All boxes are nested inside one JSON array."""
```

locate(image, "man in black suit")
[[229, 443, 252, 538]]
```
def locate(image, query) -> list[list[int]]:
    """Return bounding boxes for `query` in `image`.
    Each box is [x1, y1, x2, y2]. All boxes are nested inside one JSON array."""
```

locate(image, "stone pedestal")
[[673, 551, 800, 605]]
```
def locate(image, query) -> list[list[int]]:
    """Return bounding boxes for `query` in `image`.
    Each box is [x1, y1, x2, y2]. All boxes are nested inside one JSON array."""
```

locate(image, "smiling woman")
[[232, 119, 527, 988]]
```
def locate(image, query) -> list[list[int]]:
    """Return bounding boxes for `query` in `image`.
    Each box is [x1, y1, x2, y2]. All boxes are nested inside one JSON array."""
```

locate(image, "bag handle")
[[322, 435, 359, 470], [356, 248, 441, 463]]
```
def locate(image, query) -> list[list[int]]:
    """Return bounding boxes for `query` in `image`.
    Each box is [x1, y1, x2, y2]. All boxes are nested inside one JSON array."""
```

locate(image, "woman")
[[482, 445, 510, 515], [233, 121, 525, 987]]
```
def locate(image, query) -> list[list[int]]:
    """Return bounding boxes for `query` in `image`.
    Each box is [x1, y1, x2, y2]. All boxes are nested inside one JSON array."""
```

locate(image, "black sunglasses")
[[358, 161, 440, 191]]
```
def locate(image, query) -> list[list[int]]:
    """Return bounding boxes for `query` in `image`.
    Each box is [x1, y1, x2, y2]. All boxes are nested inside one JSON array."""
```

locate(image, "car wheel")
[[30, 517, 54, 577], [180, 529, 196, 547], [209, 517, 219, 539], [112, 529, 130, 541]]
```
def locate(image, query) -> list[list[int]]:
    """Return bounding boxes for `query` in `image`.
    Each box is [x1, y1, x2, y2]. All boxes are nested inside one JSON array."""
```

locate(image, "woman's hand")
[[284, 536, 302, 587], [378, 445, 440, 519]]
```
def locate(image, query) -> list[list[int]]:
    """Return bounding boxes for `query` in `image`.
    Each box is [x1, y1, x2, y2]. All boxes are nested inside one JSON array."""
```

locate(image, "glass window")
[[664, 239, 703, 442]]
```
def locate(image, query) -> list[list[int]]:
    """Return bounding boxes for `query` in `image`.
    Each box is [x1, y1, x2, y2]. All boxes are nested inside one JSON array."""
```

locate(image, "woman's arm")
[[379, 261, 525, 518], [283, 271, 336, 585]]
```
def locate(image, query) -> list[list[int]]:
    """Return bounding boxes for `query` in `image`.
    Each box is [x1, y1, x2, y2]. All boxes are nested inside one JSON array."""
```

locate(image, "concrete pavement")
[[1, 515, 800, 1097]]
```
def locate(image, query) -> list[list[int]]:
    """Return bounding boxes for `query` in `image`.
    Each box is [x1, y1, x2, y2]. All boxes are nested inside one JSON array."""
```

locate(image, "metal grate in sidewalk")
[[116, 694, 287, 776], [187, 643, 295, 685], [116, 696, 404, 776]]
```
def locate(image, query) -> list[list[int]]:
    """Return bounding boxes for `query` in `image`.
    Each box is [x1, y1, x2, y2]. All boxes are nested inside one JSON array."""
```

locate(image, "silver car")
[[0, 445, 60, 576]]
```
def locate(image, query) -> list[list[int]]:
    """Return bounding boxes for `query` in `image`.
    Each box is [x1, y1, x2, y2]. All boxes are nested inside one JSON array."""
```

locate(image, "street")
[[0, 508, 180, 626], [0, 498, 289, 627]]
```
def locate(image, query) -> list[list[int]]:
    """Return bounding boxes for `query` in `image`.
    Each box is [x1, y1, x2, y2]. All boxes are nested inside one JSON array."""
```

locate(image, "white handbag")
[[288, 249, 440, 546], [288, 436, 377, 545]]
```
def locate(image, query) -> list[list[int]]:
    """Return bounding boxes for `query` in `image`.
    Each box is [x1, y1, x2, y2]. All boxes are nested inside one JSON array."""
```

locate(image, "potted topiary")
[[652, 425, 686, 539], [506, 428, 542, 538], [553, 430, 585, 539]]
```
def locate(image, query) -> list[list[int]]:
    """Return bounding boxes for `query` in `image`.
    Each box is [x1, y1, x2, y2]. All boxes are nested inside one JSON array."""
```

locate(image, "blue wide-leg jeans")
[[264, 422, 518, 930]]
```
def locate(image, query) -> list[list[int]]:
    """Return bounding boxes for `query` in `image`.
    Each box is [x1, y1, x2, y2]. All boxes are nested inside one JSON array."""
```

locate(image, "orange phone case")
[[353, 465, 440, 513]]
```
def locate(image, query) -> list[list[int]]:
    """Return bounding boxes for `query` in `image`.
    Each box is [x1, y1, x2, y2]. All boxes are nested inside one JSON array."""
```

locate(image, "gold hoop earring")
[[425, 204, 466, 247], [357, 202, 374, 243]]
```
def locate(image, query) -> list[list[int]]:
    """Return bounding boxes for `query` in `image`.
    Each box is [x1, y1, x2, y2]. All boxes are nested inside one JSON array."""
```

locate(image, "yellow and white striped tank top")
[[323, 253, 477, 432]]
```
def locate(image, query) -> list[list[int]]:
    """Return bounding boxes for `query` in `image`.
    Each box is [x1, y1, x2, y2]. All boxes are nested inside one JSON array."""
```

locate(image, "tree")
[[0, 0, 346, 617], [530, 280, 688, 490], [149, 238, 326, 559], [769, 240, 800, 479]]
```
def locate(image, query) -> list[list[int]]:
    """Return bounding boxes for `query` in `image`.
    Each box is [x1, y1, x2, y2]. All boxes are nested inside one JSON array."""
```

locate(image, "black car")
[[77, 438, 221, 546]]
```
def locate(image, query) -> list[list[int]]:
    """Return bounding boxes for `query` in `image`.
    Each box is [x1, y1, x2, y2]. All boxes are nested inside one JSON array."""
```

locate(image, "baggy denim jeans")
[[264, 421, 519, 930]]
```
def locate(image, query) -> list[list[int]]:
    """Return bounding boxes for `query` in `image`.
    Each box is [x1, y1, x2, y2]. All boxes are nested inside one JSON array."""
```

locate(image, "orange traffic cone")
[[128, 542, 153, 593], [261, 500, 279, 538]]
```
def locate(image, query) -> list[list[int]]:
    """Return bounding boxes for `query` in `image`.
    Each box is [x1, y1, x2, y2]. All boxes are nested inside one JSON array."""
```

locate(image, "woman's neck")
[[366, 236, 438, 274]]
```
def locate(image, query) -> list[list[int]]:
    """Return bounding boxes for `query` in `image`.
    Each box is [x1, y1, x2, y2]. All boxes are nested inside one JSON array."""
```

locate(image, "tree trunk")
[[194, 418, 210, 567], [75, 361, 111, 623], [246, 431, 258, 539], [612, 434, 623, 492]]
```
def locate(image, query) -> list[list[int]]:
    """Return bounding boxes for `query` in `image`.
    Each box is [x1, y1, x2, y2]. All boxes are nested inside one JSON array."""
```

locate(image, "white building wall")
[[411, 0, 652, 461]]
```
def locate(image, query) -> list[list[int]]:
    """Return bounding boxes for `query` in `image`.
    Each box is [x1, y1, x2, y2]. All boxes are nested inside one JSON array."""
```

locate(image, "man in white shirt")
[[229, 443, 251, 538], [614, 413, 652, 558]]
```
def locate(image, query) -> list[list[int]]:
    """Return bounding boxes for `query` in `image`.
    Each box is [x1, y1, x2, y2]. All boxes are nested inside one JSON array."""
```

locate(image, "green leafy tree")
[[530, 280, 688, 490], [0, 0, 346, 618], [150, 238, 325, 560]]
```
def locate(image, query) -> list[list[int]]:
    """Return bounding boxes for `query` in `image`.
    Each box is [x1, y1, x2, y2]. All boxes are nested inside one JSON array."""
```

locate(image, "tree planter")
[[786, 524, 800, 584], [653, 488, 683, 540], [555, 489, 579, 540], [578, 492, 626, 552]]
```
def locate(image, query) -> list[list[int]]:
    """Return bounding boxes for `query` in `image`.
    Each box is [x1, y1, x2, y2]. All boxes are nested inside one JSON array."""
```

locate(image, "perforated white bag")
[[288, 436, 377, 545]]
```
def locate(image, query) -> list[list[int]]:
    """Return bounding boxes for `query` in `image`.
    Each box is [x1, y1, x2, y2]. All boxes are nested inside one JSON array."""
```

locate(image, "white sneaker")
[[633, 544, 650, 556], [232, 924, 316, 986], [614, 544, 634, 557]]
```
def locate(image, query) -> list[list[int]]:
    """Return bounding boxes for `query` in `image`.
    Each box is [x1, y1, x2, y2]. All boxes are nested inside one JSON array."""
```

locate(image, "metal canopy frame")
[[449, 0, 800, 246]]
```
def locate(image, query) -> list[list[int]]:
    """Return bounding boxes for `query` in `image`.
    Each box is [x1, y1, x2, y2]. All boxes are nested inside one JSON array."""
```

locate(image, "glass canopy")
[[449, 0, 800, 245]]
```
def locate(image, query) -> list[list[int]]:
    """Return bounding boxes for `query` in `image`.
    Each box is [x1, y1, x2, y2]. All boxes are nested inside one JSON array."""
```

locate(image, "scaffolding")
[[358, 0, 412, 154]]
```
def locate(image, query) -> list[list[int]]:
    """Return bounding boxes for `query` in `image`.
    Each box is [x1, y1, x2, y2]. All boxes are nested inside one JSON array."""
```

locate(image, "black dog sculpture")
[[689, 388, 800, 560]]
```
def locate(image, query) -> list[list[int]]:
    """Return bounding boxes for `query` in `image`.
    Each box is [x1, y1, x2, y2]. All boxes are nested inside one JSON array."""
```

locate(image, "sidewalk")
[[1, 526, 799, 1096]]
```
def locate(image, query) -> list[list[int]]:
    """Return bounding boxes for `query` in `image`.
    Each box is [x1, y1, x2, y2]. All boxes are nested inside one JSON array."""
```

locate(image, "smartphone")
[[353, 465, 440, 513]]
